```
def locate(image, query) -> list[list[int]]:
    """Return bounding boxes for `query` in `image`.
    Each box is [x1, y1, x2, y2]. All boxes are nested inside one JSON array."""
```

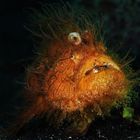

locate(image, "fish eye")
[[68, 32, 82, 45]]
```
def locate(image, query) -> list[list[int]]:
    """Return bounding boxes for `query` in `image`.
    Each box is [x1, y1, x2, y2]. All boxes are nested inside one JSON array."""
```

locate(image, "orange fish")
[[9, 3, 136, 136]]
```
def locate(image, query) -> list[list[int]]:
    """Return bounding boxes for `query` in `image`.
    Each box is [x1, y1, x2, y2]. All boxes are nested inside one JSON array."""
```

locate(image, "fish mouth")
[[85, 61, 121, 76]]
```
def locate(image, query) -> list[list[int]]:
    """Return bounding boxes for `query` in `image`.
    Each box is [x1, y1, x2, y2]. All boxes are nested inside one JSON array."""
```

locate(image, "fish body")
[[11, 4, 131, 136]]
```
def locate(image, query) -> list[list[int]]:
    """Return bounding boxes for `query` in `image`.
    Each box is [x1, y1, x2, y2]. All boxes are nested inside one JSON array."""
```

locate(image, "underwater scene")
[[0, 0, 140, 139]]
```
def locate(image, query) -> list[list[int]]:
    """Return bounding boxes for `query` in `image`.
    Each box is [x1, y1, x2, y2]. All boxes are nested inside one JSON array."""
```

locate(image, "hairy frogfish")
[[9, 3, 137, 136]]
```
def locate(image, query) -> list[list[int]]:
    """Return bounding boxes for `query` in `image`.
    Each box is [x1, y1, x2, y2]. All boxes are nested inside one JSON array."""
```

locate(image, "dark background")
[[0, 0, 140, 139]]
